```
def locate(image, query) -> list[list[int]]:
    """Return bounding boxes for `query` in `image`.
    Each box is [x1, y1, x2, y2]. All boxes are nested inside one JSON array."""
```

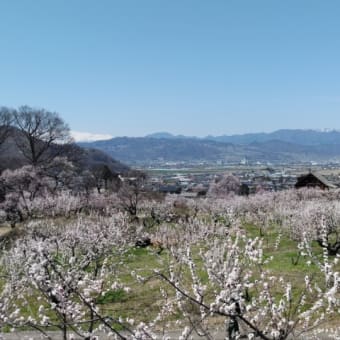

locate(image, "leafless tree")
[[43, 157, 77, 192], [0, 106, 13, 146], [12, 105, 72, 166], [118, 171, 146, 217]]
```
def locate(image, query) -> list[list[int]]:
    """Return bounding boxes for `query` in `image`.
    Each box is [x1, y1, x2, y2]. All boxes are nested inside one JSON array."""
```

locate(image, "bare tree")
[[118, 171, 146, 218], [43, 156, 77, 192], [12, 105, 72, 166], [0, 106, 13, 146]]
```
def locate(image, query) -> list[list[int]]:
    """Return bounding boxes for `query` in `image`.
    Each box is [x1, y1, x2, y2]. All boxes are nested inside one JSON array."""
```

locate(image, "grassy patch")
[[96, 289, 127, 304]]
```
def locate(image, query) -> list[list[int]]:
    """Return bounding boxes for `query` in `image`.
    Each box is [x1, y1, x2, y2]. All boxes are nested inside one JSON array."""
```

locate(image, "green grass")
[[96, 289, 127, 304]]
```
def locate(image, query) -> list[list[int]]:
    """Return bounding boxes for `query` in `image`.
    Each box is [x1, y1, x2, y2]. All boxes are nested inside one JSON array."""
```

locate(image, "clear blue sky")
[[1, 0, 340, 138]]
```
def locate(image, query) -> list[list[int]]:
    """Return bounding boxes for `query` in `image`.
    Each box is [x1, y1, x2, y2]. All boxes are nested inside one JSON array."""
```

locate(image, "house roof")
[[310, 172, 337, 189], [296, 171, 337, 189]]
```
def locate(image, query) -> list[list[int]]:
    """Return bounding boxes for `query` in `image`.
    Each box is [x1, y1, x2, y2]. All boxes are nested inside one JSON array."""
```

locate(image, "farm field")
[[2, 188, 340, 339]]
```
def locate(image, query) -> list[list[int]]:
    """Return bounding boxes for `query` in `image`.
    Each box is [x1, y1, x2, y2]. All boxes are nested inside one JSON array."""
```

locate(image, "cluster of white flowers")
[[1, 185, 340, 339]]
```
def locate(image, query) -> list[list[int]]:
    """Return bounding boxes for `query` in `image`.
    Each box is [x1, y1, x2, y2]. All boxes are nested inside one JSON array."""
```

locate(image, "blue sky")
[[1, 1, 340, 139]]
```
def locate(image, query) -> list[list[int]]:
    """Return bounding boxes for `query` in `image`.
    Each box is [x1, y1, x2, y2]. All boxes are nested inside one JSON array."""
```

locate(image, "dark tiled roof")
[[310, 172, 337, 189], [296, 172, 337, 189]]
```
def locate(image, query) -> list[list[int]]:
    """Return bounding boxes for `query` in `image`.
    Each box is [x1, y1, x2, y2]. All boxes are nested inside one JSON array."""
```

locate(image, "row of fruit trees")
[[1, 166, 340, 339]]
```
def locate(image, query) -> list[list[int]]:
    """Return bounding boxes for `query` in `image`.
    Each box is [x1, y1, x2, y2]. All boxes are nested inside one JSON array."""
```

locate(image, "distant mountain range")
[[79, 129, 340, 165], [147, 129, 340, 145]]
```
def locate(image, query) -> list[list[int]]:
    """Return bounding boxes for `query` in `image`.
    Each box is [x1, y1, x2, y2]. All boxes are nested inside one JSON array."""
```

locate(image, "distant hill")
[[81, 137, 238, 164], [79, 135, 340, 165], [73, 146, 129, 173], [146, 132, 196, 140], [0, 128, 129, 173]]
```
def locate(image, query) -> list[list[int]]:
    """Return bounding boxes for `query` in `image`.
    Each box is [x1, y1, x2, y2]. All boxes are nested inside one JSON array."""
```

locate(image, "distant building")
[[239, 183, 250, 196], [295, 172, 337, 190]]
